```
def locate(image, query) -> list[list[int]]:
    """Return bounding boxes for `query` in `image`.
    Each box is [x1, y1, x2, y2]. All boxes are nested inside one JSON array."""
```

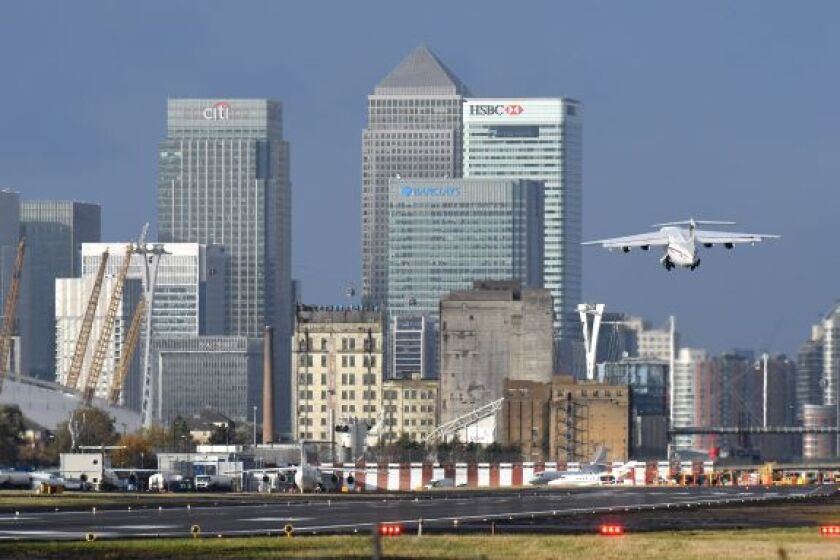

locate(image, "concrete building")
[[439, 281, 554, 429], [152, 336, 262, 424], [387, 178, 544, 332], [158, 98, 292, 433], [463, 98, 581, 344], [55, 243, 225, 409], [391, 314, 434, 380], [20, 201, 100, 381], [381, 372, 438, 443], [291, 307, 384, 442], [0, 190, 21, 375], [502, 377, 630, 463], [361, 45, 469, 310]]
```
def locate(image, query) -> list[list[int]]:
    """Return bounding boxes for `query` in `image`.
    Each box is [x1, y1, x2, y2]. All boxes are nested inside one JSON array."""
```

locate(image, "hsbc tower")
[[463, 98, 582, 351]]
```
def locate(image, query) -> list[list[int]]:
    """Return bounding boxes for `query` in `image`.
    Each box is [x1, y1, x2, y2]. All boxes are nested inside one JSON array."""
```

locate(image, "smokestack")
[[262, 325, 275, 444]]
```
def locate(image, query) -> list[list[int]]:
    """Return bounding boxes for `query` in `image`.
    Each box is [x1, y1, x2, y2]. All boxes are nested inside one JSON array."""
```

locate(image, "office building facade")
[[152, 336, 262, 424], [390, 314, 434, 379], [56, 243, 224, 410], [463, 98, 581, 341], [158, 98, 292, 431], [0, 190, 20, 375], [387, 178, 544, 327], [381, 373, 438, 443], [362, 45, 469, 309], [20, 201, 100, 380], [291, 307, 384, 441]]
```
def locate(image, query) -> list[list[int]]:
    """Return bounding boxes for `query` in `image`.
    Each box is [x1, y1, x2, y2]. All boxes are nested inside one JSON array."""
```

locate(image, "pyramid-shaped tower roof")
[[375, 45, 470, 96]]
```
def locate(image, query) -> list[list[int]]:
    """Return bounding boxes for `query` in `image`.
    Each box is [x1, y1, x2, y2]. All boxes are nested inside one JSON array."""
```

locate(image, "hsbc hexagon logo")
[[469, 104, 525, 116]]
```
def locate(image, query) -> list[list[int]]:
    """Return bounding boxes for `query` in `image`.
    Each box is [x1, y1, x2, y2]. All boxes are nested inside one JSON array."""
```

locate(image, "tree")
[[170, 416, 194, 452], [0, 405, 25, 466], [49, 407, 118, 453], [111, 433, 155, 469], [208, 424, 232, 445]]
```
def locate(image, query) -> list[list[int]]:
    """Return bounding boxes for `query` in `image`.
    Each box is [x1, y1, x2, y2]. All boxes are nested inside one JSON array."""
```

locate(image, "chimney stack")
[[262, 325, 275, 444]]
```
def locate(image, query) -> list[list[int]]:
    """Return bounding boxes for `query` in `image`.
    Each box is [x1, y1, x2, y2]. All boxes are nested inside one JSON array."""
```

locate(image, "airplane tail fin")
[[652, 219, 735, 228]]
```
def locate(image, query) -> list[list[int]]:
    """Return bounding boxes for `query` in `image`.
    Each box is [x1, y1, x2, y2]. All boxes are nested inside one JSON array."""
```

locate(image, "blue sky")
[[1, 1, 837, 355]]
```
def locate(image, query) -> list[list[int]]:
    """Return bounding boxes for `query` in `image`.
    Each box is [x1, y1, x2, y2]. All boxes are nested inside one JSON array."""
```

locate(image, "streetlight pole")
[[762, 352, 769, 428]]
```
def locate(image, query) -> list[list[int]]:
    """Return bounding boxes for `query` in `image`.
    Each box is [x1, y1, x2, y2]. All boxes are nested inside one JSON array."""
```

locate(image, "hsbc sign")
[[469, 104, 525, 116]]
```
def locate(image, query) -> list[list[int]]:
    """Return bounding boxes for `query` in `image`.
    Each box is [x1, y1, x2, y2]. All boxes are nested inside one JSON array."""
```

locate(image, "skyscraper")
[[361, 45, 469, 309], [20, 201, 100, 380], [463, 98, 582, 342], [158, 98, 292, 432]]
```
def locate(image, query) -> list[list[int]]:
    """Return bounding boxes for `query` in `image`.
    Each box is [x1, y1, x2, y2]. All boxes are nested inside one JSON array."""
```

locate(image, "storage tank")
[[802, 404, 836, 459]]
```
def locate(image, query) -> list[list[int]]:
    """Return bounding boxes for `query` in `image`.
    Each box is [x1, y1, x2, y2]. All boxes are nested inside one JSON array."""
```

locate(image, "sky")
[[0, 1, 838, 356]]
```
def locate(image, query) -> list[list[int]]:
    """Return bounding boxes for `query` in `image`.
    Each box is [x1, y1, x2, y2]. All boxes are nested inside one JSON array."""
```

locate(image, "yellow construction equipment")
[[83, 245, 133, 403], [108, 295, 145, 405], [65, 250, 109, 390], [0, 238, 25, 390]]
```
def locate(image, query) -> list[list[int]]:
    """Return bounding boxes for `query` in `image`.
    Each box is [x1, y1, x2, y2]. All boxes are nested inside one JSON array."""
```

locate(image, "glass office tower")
[[20, 201, 100, 380], [463, 98, 582, 342], [158, 98, 291, 432], [362, 45, 469, 309], [387, 178, 544, 326]]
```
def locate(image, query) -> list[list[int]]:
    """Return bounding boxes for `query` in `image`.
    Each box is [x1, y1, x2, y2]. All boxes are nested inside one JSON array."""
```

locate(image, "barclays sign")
[[400, 186, 461, 197]]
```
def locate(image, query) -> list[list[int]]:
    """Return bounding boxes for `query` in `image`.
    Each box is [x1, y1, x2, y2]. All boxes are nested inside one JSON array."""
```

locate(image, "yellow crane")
[[108, 295, 145, 405], [0, 238, 25, 391], [83, 245, 133, 404], [64, 250, 109, 390]]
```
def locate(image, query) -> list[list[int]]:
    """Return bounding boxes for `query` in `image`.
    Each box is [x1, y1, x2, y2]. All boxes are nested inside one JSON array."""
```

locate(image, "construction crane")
[[82, 244, 133, 404], [108, 295, 145, 405], [0, 238, 25, 391], [64, 250, 109, 390]]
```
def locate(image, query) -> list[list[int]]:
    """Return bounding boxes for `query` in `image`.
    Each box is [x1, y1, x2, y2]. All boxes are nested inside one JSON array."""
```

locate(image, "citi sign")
[[469, 104, 525, 116], [203, 102, 231, 121]]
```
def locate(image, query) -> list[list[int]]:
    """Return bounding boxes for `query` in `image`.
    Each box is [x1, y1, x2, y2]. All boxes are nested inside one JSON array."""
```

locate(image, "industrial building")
[[501, 376, 630, 463], [439, 281, 554, 438], [291, 307, 384, 442]]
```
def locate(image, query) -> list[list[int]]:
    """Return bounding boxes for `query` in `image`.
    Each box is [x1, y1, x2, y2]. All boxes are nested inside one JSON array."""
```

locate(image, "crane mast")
[[64, 250, 109, 390], [83, 245, 133, 404], [0, 238, 25, 391], [108, 295, 145, 405]]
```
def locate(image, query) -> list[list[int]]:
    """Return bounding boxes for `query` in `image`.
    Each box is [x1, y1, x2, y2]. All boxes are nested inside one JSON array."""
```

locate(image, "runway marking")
[[111, 525, 181, 530], [240, 517, 311, 522]]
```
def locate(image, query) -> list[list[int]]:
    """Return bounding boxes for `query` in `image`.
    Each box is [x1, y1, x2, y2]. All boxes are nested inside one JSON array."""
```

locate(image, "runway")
[[0, 486, 831, 541]]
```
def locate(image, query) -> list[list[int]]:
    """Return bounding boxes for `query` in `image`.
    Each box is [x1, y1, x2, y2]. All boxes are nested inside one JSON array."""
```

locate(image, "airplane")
[[246, 442, 354, 493], [528, 447, 637, 486], [583, 219, 779, 271]]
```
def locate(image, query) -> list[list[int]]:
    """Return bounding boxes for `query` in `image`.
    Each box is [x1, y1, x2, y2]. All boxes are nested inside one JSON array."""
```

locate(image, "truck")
[[195, 474, 233, 491]]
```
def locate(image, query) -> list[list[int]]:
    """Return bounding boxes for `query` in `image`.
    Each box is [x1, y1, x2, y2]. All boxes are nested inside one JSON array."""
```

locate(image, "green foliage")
[[0, 405, 24, 466]]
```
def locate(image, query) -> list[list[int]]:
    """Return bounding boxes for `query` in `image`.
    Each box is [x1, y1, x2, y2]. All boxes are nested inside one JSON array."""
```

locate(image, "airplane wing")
[[694, 230, 780, 245], [582, 231, 669, 249]]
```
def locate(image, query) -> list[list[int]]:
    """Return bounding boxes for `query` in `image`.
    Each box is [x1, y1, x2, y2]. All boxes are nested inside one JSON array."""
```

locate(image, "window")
[[321, 355, 327, 367]]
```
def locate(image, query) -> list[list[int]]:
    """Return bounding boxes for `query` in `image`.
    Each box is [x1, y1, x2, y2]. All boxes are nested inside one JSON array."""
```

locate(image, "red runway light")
[[379, 524, 403, 537], [820, 525, 840, 536], [600, 524, 624, 536]]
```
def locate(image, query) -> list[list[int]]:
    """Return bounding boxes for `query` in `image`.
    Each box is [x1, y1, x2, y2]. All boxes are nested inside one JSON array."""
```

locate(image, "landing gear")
[[661, 255, 675, 271], [690, 258, 701, 271]]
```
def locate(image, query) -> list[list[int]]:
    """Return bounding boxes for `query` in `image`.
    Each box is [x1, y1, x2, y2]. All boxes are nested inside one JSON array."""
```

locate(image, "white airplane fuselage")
[[662, 227, 698, 268], [546, 472, 617, 487]]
